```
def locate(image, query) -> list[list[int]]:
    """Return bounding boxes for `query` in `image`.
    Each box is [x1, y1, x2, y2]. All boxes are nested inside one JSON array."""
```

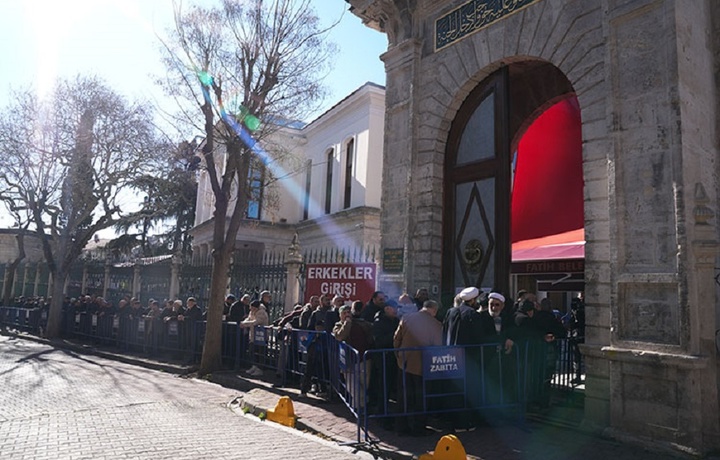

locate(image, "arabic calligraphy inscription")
[[435, 0, 540, 51]]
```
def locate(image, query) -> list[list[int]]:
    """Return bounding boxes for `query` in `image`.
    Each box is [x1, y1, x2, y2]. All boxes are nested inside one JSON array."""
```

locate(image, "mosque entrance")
[[442, 60, 585, 418], [442, 60, 582, 304], [442, 67, 511, 298]]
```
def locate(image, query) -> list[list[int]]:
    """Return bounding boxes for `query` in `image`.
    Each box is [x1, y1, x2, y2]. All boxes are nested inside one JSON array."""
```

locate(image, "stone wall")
[[350, 0, 720, 454]]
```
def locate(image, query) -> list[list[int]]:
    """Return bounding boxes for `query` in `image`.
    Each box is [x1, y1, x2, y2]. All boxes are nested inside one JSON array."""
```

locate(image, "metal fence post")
[[133, 261, 141, 299], [169, 254, 181, 300], [284, 233, 303, 314]]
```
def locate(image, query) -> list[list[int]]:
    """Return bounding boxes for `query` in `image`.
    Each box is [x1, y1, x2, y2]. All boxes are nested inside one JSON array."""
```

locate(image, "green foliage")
[[112, 140, 198, 258]]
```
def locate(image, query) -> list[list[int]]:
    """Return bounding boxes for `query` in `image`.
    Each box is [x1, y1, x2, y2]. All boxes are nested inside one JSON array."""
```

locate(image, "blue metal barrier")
[[347, 342, 527, 442], [328, 340, 365, 441], [0, 306, 42, 333], [266, 329, 332, 396], [0, 306, 585, 445]]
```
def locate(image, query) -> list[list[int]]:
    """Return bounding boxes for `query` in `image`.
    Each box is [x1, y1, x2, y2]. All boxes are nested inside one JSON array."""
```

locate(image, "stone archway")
[[354, 0, 720, 453], [365, 0, 611, 436], [441, 60, 580, 300]]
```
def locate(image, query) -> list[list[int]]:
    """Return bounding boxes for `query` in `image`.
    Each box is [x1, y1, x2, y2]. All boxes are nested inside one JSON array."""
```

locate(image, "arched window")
[[343, 138, 354, 209], [246, 161, 263, 220], [303, 159, 312, 220], [324, 148, 333, 214]]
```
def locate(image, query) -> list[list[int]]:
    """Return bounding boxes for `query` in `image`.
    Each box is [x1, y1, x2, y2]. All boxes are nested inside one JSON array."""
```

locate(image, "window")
[[343, 138, 354, 209], [324, 149, 333, 214], [246, 161, 263, 220], [303, 159, 312, 220]]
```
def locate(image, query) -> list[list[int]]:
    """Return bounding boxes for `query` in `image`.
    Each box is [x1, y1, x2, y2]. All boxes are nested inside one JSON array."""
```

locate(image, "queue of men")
[[43, 290, 277, 356], [310, 286, 575, 435], [9, 285, 581, 437]]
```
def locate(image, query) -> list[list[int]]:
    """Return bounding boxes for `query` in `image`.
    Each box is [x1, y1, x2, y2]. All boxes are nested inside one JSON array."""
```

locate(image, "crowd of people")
[[3, 286, 586, 436], [268, 287, 585, 436]]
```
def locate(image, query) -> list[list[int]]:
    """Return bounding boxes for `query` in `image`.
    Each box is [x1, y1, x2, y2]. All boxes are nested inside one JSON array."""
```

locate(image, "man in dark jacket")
[[442, 286, 487, 430], [479, 292, 520, 408], [222, 294, 236, 320], [442, 287, 484, 346], [360, 291, 386, 322], [228, 294, 251, 323], [514, 299, 564, 407], [368, 302, 400, 415], [178, 297, 203, 353], [301, 295, 339, 396]]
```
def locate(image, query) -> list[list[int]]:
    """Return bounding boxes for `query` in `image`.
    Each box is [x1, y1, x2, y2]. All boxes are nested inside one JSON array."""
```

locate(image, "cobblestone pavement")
[[220, 373, 683, 460], [0, 335, 371, 460], [1, 333, 691, 460]]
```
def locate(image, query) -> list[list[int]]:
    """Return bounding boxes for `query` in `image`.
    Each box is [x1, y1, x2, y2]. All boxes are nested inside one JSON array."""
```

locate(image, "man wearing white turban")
[[442, 287, 483, 346], [476, 291, 521, 411], [478, 291, 515, 354], [441, 286, 484, 431]]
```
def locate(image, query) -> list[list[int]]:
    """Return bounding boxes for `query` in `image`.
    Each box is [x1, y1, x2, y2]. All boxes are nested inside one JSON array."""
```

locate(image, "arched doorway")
[[442, 61, 580, 303]]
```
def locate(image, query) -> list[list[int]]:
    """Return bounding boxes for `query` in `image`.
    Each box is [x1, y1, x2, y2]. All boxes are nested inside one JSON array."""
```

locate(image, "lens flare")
[[196, 70, 347, 245], [197, 71, 214, 87]]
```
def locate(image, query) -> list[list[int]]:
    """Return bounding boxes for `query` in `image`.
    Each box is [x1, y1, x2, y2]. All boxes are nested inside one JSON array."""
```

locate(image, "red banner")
[[304, 263, 377, 303]]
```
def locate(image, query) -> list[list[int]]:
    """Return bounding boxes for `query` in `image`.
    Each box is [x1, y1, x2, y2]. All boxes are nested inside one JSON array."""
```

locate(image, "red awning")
[[511, 228, 585, 262], [511, 97, 584, 243]]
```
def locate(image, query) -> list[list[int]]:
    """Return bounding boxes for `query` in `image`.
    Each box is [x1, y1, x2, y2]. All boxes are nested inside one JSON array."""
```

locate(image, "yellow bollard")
[[418, 434, 467, 460], [265, 396, 297, 428]]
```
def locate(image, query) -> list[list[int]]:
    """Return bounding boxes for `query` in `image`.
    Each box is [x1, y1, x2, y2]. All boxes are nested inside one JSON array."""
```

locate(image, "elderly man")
[[259, 290, 272, 314], [475, 291, 523, 412], [333, 305, 374, 409], [178, 297, 203, 353], [478, 292, 515, 353], [442, 286, 483, 346], [442, 287, 491, 431], [394, 300, 442, 436], [332, 295, 346, 311]]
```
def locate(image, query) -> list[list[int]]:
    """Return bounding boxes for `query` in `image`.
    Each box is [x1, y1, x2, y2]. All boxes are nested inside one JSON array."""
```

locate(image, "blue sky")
[[0, 0, 387, 122], [0, 0, 387, 229]]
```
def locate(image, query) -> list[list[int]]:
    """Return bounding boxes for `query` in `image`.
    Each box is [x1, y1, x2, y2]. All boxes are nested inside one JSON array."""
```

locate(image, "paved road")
[[0, 335, 368, 460]]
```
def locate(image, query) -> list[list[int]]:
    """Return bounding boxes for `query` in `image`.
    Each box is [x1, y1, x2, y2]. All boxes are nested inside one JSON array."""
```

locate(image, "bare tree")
[[160, 0, 336, 374], [1, 227, 27, 307], [0, 76, 169, 338]]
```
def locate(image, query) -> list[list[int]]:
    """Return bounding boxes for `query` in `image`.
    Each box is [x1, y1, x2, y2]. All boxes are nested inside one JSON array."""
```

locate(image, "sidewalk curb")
[[208, 372, 412, 460], [209, 372, 333, 442]]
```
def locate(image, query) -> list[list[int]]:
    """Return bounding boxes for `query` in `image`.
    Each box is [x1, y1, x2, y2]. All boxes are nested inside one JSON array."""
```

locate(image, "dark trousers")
[[368, 351, 397, 412], [396, 372, 426, 433], [301, 339, 328, 393]]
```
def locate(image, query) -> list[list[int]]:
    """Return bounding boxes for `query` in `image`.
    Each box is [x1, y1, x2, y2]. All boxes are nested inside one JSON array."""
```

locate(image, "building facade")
[[190, 82, 386, 261], [347, 0, 720, 454]]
